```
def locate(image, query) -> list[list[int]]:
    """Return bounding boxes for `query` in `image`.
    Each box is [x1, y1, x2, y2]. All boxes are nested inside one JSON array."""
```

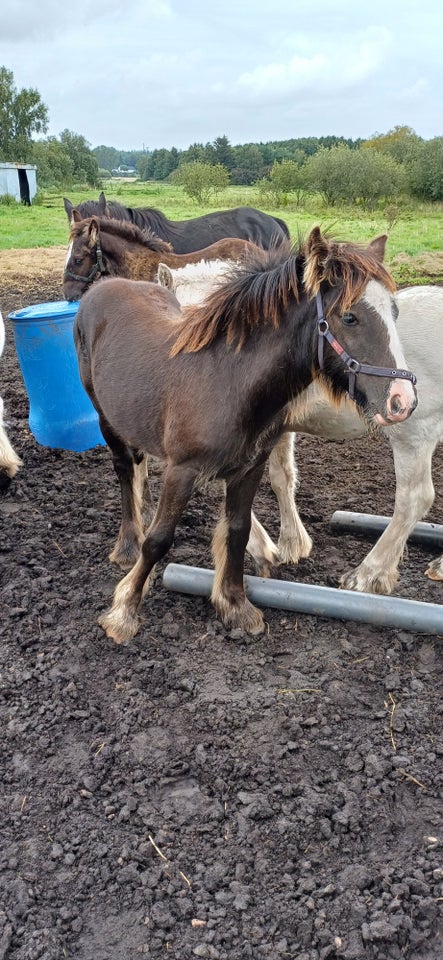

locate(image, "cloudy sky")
[[1, 0, 442, 152]]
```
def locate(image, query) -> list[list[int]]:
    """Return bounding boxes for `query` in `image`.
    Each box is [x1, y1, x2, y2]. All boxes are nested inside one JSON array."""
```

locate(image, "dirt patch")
[[1, 262, 442, 960]]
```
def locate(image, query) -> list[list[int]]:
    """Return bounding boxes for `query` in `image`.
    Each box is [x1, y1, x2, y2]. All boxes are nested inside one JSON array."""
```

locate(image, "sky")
[[1, 0, 442, 152]]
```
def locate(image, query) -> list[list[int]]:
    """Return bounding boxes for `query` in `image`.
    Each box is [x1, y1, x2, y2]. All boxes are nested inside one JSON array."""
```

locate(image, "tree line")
[[1, 66, 442, 205]]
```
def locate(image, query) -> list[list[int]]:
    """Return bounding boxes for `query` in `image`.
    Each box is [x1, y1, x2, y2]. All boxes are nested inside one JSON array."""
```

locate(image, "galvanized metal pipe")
[[330, 510, 443, 547], [163, 563, 443, 635]]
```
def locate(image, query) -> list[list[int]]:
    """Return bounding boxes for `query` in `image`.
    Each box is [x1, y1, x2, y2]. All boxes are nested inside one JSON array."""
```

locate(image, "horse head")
[[63, 216, 107, 301], [303, 227, 417, 426], [63, 192, 108, 224]]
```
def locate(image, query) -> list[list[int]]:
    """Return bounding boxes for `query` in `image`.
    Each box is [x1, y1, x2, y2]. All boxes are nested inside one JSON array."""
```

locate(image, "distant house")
[[111, 166, 137, 177], [0, 162, 37, 204]]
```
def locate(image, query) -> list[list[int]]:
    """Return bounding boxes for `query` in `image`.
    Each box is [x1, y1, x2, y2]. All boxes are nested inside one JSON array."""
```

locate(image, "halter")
[[316, 291, 416, 401], [64, 233, 106, 285]]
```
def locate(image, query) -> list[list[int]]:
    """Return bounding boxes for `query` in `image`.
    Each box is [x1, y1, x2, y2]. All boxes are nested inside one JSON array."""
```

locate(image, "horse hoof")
[[217, 597, 265, 636], [425, 562, 443, 581], [277, 534, 313, 566], [98, 608, 140, 644]]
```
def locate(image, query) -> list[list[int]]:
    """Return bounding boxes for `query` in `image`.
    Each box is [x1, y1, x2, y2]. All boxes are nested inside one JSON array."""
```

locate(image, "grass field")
[[1, 182, 442, 280]]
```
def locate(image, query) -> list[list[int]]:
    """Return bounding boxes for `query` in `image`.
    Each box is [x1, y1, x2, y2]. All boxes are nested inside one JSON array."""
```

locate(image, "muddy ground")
[[1, 255, 442, 960]]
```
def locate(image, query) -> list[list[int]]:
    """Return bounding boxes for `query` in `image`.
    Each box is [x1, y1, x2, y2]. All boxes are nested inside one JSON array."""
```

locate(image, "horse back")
[[74, 278, 181, 361]]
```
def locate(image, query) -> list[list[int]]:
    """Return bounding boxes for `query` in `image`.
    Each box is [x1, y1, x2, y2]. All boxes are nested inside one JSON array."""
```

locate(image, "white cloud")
[[0, 2, 441, 148], [2, 0, 171, 42], [237, 27, 391, 100]]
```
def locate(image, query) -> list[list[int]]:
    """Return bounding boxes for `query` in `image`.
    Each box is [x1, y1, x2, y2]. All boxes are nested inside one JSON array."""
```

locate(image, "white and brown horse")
[[0, 310, 22, 489], [74, 228, 416, 642], [159, 263, 443, 594]]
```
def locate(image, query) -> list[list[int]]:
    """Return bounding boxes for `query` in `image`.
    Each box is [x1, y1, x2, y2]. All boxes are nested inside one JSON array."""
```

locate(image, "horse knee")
[[142, 526, 174, 564]]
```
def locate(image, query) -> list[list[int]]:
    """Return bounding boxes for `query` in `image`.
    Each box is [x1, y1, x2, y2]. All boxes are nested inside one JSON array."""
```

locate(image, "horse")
[[73, 227, 417, 643], [158, 264, 443, 594], [63, 191, 290, 253], [63, 214, 258, 301], [264, 285, 443, 594], [156, 258, 234, 306], [0, 310, 22, 489]]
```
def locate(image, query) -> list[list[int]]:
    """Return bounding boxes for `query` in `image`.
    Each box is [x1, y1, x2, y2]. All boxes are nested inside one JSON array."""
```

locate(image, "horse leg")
[[98, 417, 145, 569], [99, 463, 197, 644], [0, 396, 22, 489], [247, 510, 281, 577], [211, 463, 267, 635], [268, 433, 313, 564], [340, 436, 436, 594], [133, 451, 155, 525]]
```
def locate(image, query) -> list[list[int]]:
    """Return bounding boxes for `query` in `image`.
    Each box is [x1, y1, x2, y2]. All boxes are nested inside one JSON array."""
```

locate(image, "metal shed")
[[0, 162, 37, 204]]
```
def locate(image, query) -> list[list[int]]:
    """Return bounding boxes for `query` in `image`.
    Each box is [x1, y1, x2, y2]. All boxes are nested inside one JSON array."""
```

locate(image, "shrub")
[[0, 193, 17, 206], [175, 162, 230, 203]]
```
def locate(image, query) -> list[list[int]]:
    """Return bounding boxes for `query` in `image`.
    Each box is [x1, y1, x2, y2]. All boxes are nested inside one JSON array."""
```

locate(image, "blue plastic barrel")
[[8, 300, 105, 452]]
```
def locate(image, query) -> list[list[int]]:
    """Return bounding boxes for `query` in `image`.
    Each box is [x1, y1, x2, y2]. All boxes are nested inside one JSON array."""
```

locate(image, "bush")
[[304, 144, 405, 208], [0, 193, 17, 206], [256, 160, 307, 206], [175, 162, 230, 203]]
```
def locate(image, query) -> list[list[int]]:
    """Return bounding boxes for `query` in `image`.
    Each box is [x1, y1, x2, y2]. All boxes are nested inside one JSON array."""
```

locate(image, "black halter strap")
[[316, 291, 416, 401], [64, 235, 106, 285]]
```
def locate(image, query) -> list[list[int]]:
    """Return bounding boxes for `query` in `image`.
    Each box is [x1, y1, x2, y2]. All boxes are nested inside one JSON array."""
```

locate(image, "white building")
[[0, 162, 37, 204]]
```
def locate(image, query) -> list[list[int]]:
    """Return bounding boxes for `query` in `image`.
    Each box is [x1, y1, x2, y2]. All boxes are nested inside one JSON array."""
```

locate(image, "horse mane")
[[303, 235, 396, 312], [131, 206, 177, 236], [71, 216, 173, 254], [170, 231, 396, 356], [73, 198, 132, 222], [73, 197, 176, 238], [170, 240, 298, 355]]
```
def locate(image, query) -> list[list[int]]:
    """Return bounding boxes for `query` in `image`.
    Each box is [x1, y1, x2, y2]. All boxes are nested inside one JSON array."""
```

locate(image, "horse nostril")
[[390, 394, 405, 416]]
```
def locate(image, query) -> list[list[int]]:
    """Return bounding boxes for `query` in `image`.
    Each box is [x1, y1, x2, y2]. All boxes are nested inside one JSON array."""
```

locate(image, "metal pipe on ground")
[[163, 563, 443, 636], [330, 510, 443, 547]]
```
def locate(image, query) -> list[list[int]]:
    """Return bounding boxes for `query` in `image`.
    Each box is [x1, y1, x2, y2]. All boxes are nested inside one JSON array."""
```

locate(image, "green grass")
[[1, 181, 442, 274]]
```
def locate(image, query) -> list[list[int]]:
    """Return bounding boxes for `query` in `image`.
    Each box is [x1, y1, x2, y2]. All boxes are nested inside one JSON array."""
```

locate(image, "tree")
[[304, 144, 405, 207], [175, 162, 230, 203], [363, 126, 422, 165], [258, 159, 307, 206], [0, 66, 48, 162], [59, 129, 100, 186], [230, 144, 268, 185], [93, 144, 120, 173], [31, 138, 74, 187], [210, 135, 234, 171], [408, 137, 443, 201]]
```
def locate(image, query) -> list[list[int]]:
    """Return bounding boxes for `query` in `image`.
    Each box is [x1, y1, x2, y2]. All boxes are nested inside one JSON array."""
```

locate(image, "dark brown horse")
[[64, 191, 289, 253], [63, 214, 257, 301], [74, 227, 417, 644]]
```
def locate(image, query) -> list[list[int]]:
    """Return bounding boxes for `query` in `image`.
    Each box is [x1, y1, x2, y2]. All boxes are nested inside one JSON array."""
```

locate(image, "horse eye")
[[342, 313, 358, 326], [74, 257, 83, 266]]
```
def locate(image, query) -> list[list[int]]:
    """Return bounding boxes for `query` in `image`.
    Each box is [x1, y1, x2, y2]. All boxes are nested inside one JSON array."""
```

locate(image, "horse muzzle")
[[374, 378, 418, 426]]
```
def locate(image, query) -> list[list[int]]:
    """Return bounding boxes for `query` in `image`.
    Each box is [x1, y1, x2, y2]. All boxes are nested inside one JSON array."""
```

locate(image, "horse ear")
[[64, 198, 74, 220], [98, 192, 107, 215], [305, 226, 328, 258], [88, 217, 99, 245], [157, 263, 173, 289], [368, 234, 387, 262], [304, 226, 329, 294], [72, 209, 82, 223]]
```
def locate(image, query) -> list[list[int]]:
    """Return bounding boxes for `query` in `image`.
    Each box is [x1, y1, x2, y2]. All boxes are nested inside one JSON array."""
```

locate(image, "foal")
[[63, 214, 258, 301], [74, 228, 417, 642]]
